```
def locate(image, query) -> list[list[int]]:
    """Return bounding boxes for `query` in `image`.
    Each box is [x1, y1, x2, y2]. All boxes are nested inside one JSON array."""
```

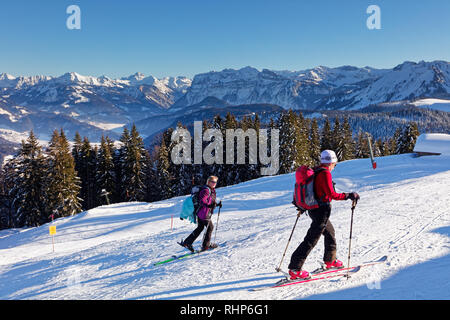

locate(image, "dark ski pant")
[[288, 204, 337, 270], [184, 218, 214, 248]]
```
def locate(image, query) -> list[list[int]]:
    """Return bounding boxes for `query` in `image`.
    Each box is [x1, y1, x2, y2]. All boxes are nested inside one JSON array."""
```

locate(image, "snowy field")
[[0, 153, 449, 300]]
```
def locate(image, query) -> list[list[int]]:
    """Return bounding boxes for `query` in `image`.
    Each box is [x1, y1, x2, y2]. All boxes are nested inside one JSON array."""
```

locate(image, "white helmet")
[[320, 150, 338, 164]]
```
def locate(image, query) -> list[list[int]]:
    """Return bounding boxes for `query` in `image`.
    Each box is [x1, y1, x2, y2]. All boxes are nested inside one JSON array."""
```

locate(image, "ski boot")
[[324, 259, 344, 270], [179, 239, 195, 253], [201, 243, 218, 251], [288, 269, 310, 280]]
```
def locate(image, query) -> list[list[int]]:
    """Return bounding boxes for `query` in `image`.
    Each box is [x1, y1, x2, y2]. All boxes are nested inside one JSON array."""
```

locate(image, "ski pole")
[[213, 205, 221, 244], [346, 199, 357, 279], [276, 210, 302, 272]]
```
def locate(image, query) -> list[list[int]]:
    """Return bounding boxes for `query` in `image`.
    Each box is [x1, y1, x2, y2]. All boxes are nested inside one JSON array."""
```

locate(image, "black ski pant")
[[184, 218, 214, 248], [288, 204, 337, 270]]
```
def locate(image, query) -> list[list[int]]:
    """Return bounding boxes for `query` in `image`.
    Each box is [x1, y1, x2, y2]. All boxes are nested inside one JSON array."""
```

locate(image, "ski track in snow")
[[0, 154, 449, 299]]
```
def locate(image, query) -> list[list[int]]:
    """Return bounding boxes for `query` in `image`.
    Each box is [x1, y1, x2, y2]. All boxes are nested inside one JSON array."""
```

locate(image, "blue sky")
[[0, 0, 449, 79]]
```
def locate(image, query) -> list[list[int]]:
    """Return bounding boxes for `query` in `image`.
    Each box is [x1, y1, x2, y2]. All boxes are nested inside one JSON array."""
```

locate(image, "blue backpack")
[[180, 185, 208, 224]]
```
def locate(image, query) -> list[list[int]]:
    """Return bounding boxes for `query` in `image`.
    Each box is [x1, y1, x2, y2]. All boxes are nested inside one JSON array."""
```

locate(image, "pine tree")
[[391, 127, 402, 154], [223, 112, 238, 185], [252, 114, 262, 179], [398, 122, 420, 154], [165, 124, 191, 197], [278, 111, 297, 174], [72, 132, 83, 173], [321, 118, 333, 151], [96, 136, 116, 206], [120, 125, 147, 202], [46, 129, 82, 218], [235, 115, 259, 182], [374, 138, 383, 157], [200, 119, 213, 180], [340, 117, 355, 161], [331, 117, 343, 160], [2, 156, 21, 227], [113, 128, 130, 202], [156, 138, 173, 200], [0, 162, 15, 229], [144, 148, 161, 202], [309, 118, 321, 166], [209, 115, 225, 184], [295, 112, 312, 167], [77, 137, 96, 210], [382, 138, 391, 156], [8, 131, 47, 227], [355, 130, 370, 159]]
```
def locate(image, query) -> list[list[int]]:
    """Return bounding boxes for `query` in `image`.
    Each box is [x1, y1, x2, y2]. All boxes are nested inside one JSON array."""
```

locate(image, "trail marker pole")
[[366, 133, 377, 169], [49, 225, 56, 252]]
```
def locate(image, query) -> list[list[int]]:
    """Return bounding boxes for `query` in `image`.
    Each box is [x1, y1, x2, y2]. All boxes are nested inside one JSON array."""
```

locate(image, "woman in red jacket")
[[288, 150, 360, 280]]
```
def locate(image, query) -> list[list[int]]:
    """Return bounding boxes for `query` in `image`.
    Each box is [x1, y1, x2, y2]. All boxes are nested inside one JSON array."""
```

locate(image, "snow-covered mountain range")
[[177, 60, 450, 110], [0, 72, 191, 141], [0, 60, 449, 144]]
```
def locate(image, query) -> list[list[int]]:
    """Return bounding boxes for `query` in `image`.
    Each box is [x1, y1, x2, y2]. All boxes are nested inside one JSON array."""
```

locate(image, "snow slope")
[[411, 98, 450, 112], [414, 133, 450, 155], [0, 154, 449, 300]]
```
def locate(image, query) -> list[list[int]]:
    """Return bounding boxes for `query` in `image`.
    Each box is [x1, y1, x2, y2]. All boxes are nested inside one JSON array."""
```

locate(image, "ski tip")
[[372, 255, 388, 263], [350, 266, 361, 273]]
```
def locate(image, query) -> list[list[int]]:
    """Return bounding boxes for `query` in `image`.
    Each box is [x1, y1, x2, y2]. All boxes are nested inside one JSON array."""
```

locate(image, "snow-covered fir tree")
[[236, 115, 260, 182], [156, 138, 173, 200], [120, 125, 147, 202], [0, 163, 15, 229], [96, 136, 116, 206], [76, 137, 97, 210], [46, 129, 82, 218], [355, 130, 370, 159], [391, 127, 402, 155], [8, 131, 47, 227], [223, 112, 238, 186], [321, 118, 333, 152], [295, 112, 312, 167], [164, 125, 191, 197], [398, 122, 420, 154], [278, 110, 298, 174], [144, 149, 161, 202], [340, 117, 356, 161], [309, 118, 321, 166], [331, 117, 343, 160]]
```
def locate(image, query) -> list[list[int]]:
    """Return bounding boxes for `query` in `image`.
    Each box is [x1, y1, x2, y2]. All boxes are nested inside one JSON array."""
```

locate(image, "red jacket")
[[314, 166, 347, 203]]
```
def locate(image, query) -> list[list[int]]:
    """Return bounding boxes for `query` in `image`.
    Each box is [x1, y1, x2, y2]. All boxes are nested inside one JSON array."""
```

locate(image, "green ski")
[[153, 242, 225, 266], [153, 251, 200, 266]]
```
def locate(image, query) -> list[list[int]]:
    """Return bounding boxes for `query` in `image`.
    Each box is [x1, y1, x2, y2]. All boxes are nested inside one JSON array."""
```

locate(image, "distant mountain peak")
[[0, 73, 16, 80], [182, 60, 450, 110]]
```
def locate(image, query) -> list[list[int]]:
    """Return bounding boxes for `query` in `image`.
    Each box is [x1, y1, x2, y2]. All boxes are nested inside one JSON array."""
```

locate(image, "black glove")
[[292, 200, 305, 215], [346, 192, 360, 201], [208, 201, 222, 209]]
